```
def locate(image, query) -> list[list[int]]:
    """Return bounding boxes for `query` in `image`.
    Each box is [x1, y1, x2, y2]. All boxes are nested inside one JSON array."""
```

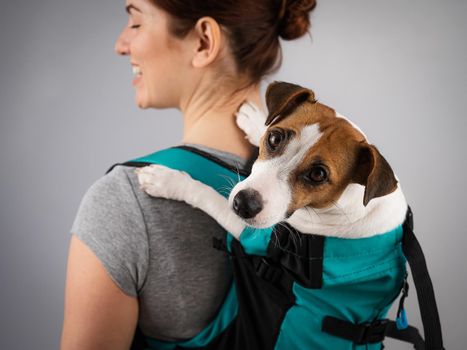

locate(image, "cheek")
[[132, 29, 169, 73], [289, 184, 315, 212], [136, 44, 182, 106], [290, 184, 339, 211], [130, 31, 152, 58]]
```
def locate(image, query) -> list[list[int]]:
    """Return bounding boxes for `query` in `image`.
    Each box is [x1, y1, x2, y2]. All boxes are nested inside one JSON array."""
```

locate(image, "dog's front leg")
[[136, 165, 246, 239]]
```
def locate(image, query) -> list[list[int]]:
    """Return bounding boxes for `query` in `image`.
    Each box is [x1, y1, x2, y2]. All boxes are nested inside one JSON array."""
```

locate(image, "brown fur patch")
[[257, 97, 395, 212]]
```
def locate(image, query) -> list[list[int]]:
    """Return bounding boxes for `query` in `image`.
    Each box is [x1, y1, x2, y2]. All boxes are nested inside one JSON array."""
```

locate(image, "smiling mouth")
[[132, 66, 142, 76], [132, 66, 142, 85]]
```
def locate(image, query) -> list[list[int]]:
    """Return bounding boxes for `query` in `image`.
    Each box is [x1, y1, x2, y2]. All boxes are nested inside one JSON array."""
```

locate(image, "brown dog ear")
[[265, 81, 316, 126], [354, 144, 398, 206]]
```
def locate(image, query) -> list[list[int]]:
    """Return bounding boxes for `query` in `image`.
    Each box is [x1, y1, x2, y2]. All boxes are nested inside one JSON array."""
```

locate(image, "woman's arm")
[[61, 235, 139, 350]]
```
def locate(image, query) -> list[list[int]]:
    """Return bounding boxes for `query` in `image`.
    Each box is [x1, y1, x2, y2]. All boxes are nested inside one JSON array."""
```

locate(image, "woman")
[[61, 0, 317, 349]]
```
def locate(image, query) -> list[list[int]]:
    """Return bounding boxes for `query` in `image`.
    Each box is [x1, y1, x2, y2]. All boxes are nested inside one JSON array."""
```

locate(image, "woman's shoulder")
[[78, 163, 149, 209], [71, 164, 147, 241], [91, 164, 137, 194], [70, 165, 149, 296]]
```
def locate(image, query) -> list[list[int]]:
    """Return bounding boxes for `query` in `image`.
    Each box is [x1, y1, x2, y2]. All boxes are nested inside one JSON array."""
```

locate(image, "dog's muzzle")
[[232, 189, 263, 219]]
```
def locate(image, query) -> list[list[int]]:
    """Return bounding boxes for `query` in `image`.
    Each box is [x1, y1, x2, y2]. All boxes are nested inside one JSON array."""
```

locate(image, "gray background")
[[1, 0, 465, 349]]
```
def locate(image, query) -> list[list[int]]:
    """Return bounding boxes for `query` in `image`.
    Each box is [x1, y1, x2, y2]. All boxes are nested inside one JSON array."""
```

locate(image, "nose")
[[232, 189, 263, 219], [114, 27, 131, 56]]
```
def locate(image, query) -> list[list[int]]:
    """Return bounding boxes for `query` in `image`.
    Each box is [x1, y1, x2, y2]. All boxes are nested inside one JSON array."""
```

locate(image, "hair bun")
[[278, 0, 317, 40]]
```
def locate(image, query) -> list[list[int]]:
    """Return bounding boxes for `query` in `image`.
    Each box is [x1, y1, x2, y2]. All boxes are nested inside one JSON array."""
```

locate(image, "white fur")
[[235, 101, 267, 146], [286, 183, 408, 237], [228, 123, 323, 228]]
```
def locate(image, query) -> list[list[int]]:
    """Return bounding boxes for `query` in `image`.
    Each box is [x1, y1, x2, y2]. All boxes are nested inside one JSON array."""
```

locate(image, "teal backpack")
[[107, 146, 444, 350]]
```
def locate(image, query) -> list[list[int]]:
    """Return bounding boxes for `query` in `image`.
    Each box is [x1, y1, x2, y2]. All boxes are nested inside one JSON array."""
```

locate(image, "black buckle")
[[405, 206, 414, 231], [356, 319, 389, 345]]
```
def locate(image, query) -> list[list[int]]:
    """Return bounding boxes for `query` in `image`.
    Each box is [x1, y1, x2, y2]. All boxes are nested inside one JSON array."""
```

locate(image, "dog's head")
[[229, 81, 398, 228]]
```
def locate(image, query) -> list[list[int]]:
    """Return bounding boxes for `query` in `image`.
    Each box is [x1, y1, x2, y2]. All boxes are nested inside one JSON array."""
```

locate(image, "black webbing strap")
[[322, 316, 389, 345], [106, 161, 152, 174], [106, 145, 254, 177], [322, 317, 428, 349], [400, 207, 445, 350], [385, 320, 425, 349]]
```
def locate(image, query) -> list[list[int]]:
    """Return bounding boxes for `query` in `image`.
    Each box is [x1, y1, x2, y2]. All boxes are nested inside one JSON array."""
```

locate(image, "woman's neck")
[[180, 81, 264, 160]]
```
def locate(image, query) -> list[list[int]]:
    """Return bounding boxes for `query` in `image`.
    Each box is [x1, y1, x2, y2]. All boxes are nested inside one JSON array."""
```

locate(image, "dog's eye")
[[267, 130, 284, 151], [305, 166, 328, 184]]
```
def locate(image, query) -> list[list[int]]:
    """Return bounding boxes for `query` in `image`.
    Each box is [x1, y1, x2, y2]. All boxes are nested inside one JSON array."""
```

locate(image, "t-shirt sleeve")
[[70, 166, 148, 297]]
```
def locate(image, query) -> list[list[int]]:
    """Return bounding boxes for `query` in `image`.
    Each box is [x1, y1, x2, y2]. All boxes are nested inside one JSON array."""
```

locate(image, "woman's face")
[[115, 0, 190, 109]]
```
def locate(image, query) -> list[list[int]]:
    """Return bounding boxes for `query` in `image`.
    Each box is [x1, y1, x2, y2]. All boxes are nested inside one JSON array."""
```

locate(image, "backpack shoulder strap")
[[392, 207, 445, 349], [106, 145, 248, 198], [106, 145, 249, 350]]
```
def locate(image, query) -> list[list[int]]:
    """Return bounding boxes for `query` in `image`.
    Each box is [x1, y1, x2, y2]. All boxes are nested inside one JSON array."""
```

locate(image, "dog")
[[133, 81, 412, 348], [135, 81, 408, 240]]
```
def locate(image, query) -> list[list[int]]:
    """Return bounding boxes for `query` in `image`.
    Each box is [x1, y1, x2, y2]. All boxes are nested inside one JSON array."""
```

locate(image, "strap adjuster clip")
[[356, 319, 389, 345]]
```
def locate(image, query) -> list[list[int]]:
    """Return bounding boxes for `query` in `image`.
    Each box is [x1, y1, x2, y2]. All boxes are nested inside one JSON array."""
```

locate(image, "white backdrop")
[[1, 0, 465, 348]]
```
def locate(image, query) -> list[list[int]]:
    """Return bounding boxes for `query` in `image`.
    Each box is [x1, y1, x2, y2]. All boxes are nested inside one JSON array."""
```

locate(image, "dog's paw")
[[235, 101, 267, 147], [135, 165, 192, 200]]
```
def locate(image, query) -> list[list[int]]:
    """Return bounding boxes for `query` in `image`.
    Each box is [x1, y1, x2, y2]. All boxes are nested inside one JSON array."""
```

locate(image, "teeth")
[[132, 66, 142, 76]]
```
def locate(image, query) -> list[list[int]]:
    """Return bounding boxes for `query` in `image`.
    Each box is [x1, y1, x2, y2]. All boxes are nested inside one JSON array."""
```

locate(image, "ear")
[[191, 17, 222, 68], [354, 144, 398, 206], [265, 81, 316, 126]]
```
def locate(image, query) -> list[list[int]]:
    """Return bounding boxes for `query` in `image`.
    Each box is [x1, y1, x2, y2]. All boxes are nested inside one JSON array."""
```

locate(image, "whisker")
[[275, 222, 290, 251], [307, 205, 322, 223], [331, 200, 351, 223], [234, 162, 241, 183], [218, 189, 231, 196], [218, 185, 234, 192], [279, 221, 300, 248], [217, 184, 235, 197], [292, 221, 302, 246], [275, 222, 321, 258], [217, 174, 237, 188], [284, 223, 297, 247], [273, 227, 281, 250], [304, 206, 314, 224], [227, 178, 237, 188]]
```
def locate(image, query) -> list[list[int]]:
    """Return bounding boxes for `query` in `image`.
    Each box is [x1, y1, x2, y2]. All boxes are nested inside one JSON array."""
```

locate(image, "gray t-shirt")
[[70, 144, 249, 341]]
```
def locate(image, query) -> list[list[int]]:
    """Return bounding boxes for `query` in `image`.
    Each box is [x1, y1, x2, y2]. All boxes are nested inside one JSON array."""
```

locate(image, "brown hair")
[[151, 0, 317, 85]]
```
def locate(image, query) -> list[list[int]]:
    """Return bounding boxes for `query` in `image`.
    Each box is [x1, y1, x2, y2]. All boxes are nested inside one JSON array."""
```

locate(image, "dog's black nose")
[[232, 189, 263, 219]]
